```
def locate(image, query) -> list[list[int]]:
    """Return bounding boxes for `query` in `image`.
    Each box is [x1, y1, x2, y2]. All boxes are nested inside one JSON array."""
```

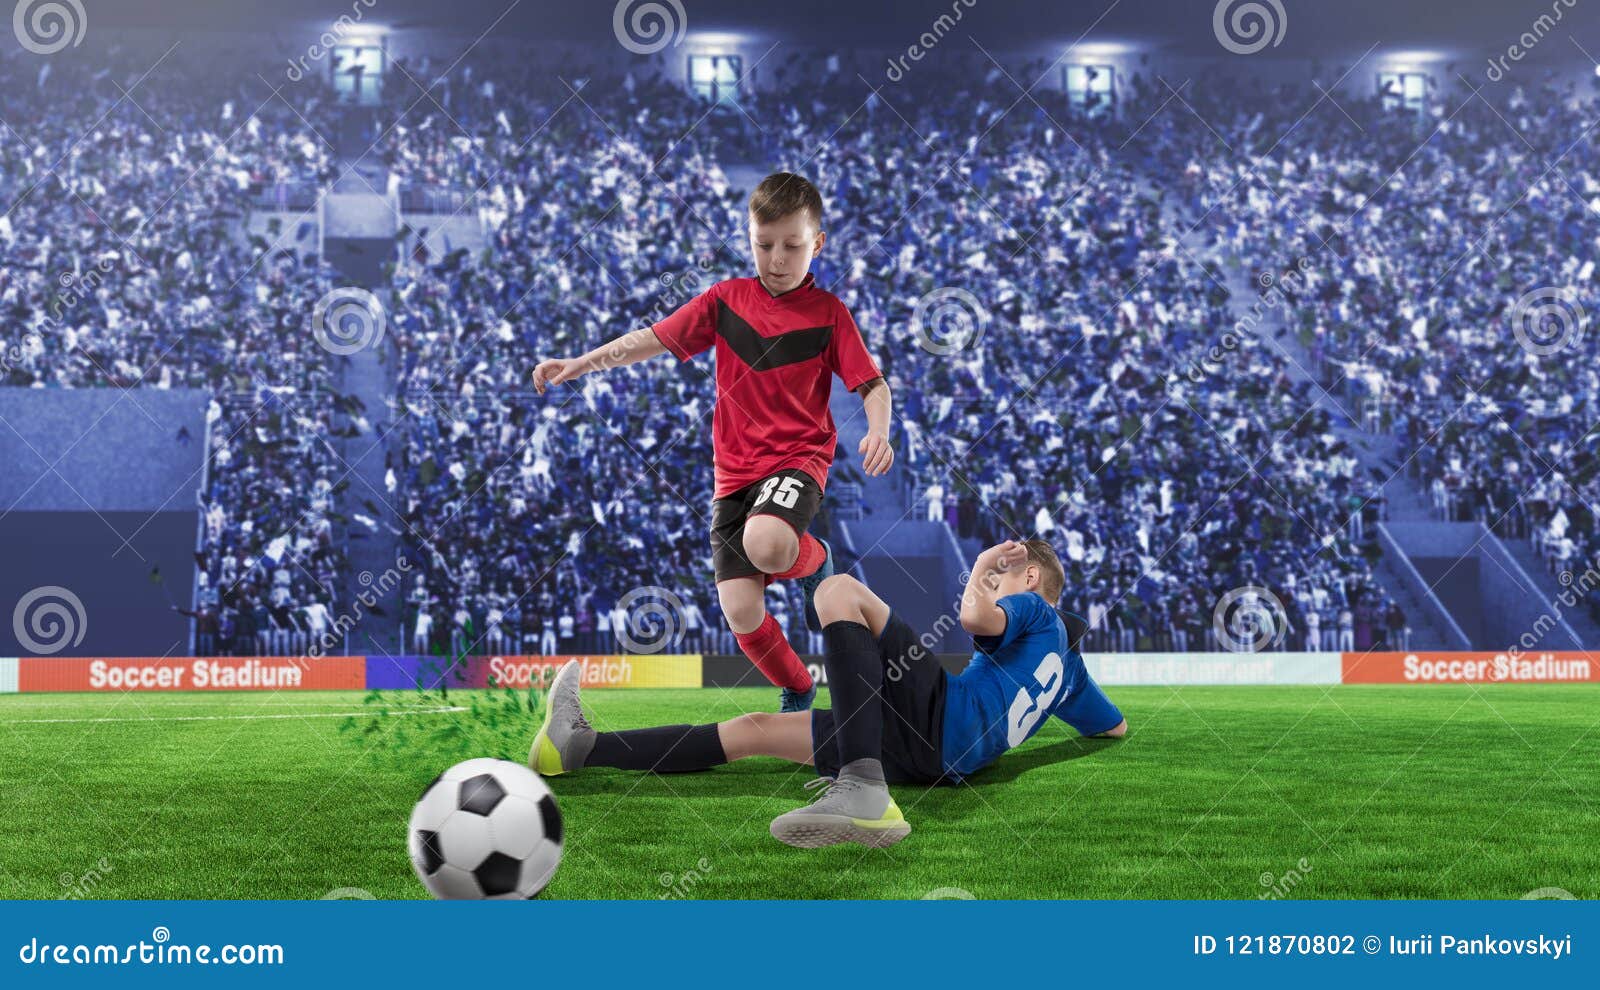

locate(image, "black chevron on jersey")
[[715, 300, 833, 371]]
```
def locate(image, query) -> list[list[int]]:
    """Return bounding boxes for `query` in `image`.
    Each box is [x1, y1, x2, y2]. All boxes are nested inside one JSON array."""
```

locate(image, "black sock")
[[588, 724, 727, 773], [821, 620, 884, 770]]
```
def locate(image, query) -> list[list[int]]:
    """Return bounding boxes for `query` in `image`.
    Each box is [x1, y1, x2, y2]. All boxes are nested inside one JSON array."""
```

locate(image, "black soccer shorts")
[[809, 611, 948, 785], [709, 468, 823, 583]]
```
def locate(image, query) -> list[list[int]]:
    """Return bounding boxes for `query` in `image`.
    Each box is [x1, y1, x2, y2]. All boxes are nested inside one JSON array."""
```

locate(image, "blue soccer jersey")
[[941, 592, 1123, 778]]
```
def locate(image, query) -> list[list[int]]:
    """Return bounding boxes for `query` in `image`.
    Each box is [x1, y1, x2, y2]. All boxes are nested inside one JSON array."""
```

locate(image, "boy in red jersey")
[[532, 172, 892, 711]]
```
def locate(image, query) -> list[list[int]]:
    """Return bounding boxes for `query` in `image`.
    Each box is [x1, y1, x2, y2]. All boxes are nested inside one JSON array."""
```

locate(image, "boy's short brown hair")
[[749, 172, 823, 228], [1022, 538, 1066, 606]]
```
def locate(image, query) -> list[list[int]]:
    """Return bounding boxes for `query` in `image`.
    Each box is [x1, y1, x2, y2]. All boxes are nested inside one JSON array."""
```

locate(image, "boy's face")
[[992, 562, 1041, 601], [980, 557, 1042, 601], [749, 210, 824, 295]]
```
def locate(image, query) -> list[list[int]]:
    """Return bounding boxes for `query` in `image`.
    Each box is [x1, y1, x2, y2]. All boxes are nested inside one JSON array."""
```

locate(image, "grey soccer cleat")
[[769, 774, 911, 849], [530, 660, 596, 775]]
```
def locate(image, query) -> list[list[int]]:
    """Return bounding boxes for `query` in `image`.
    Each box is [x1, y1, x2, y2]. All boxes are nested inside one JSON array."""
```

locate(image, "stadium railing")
[[250, 181, 322, 212]]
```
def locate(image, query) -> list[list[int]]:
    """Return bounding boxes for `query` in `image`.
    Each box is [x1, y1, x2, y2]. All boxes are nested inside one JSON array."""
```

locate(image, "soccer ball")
[[408, 758, 564, 899]]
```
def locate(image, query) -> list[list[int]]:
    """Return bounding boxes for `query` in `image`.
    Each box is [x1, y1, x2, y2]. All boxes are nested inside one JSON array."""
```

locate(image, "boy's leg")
[[718, 576, 812, 702], [712, 474, 825, 709], [770, 575, 911, 849], [743, 515, 828, 583], [531, 661, 813, 774], [740, 472, 833, 630]]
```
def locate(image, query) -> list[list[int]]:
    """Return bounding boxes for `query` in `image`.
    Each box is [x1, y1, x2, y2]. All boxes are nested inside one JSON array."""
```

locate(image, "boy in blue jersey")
[[530, 538, 1126, 849]]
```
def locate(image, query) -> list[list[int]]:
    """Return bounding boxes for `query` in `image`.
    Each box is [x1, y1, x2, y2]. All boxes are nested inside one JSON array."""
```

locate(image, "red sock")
[[772, 533, 825, 581], [734, 614, 813, 692]]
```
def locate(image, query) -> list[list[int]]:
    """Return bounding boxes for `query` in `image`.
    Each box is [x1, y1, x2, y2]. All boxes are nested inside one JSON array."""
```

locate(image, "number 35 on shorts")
[[753, 475, 805, 510]]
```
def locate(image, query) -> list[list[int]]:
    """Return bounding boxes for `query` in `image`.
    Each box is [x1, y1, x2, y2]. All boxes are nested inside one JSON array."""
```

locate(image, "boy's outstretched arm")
[[857, 376, 894, 476], [531, 326, 668, 394]]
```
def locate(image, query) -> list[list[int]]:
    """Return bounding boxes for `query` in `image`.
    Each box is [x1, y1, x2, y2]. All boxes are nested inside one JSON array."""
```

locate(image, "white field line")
[[4, 706, 468, 725]]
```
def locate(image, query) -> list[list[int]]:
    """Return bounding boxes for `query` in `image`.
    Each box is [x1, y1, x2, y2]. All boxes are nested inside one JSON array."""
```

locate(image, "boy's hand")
[[973, 540, 1028, 589], [532, 357, 586, 395], [989, 539, 1029, 572], [858, 430, 894, 476]]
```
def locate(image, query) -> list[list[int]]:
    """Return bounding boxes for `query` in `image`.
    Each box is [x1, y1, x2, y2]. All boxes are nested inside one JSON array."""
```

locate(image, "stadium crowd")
[[1180, 72, 1600, 625], [0, 43, 362, 654], [10, 38, 1596, 653]]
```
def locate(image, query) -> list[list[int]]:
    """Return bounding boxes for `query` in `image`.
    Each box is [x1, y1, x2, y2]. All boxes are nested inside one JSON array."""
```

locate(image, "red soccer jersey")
[[651, 274, 882, 499]]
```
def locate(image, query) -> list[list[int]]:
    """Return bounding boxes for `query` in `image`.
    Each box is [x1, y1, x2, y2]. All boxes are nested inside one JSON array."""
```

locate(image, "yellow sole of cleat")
[[769, 813, 911, 849]]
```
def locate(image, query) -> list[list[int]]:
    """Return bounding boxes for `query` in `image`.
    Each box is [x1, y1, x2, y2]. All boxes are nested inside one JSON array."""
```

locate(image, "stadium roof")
[[95, 0, 1600, 63]]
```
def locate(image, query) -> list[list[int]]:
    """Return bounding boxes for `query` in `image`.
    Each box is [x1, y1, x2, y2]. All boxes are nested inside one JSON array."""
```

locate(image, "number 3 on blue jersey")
[[1006, 652, 1065, 747]]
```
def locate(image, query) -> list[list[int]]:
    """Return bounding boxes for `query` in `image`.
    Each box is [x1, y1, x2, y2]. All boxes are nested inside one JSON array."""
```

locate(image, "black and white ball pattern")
[[408, 758, 564, 899]]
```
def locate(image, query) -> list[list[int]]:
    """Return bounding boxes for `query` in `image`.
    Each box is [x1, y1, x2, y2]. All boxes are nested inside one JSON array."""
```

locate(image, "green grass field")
[[2, 685, 1596, 900]]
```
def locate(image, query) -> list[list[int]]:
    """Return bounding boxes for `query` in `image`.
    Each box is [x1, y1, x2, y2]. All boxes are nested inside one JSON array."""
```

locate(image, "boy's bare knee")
[[741, 517, 797, 574], [737, 711, 777, 732], [741, 535, 791, 574], [813, 574, 862, 623]]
